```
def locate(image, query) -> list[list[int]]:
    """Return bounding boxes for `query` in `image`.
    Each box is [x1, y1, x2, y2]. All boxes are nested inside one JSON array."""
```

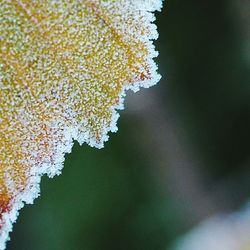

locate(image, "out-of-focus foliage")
[[172, 203, 250, 250]]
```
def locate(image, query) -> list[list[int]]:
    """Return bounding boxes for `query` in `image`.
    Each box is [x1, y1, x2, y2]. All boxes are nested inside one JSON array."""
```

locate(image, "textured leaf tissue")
[[0, 0, 162, 248]]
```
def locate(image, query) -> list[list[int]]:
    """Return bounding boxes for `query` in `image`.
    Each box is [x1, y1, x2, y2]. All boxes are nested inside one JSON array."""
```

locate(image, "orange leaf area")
[[0, 0, 162, 247]]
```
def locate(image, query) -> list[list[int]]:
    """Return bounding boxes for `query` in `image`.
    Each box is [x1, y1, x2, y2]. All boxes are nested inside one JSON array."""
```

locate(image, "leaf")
[[0, 0, 162, 248]]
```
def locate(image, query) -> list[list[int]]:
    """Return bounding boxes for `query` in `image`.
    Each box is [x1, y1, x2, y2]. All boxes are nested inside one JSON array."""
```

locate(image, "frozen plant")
[[0, 0, 162, 249]]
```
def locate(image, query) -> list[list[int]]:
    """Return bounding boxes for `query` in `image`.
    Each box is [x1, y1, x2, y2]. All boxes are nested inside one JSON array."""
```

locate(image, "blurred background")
[[8, 0, 250, 249]]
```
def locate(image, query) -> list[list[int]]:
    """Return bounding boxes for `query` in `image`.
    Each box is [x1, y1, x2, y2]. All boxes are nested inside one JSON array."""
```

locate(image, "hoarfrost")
[[0, 0, 162, 248]]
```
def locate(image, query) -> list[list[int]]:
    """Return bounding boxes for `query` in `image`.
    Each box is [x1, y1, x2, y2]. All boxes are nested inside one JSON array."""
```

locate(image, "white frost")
[[0, 0, 163, 249]]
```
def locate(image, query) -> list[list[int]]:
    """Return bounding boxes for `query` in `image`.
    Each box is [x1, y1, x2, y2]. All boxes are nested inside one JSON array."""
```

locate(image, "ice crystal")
[[0, 0, 162, 248]]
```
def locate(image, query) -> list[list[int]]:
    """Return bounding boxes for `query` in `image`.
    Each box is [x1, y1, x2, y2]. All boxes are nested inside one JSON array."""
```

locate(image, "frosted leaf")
[[0, 0, 162, 248]]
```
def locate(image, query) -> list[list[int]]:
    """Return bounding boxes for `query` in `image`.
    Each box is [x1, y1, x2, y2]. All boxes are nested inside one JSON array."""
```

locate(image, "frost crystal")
[[0, 0, 162, 248]]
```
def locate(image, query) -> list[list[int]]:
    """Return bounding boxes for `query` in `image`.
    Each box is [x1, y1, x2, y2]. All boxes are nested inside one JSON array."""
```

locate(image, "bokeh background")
[[8, 0, 250, 249]]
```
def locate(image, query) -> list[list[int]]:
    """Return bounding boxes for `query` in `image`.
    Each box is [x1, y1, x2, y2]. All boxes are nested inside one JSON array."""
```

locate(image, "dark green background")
[[8, 1, 250, 249]]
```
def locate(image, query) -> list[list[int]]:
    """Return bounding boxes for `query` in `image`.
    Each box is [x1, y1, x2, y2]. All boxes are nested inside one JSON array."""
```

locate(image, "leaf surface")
[[0, 0, 162, 248]]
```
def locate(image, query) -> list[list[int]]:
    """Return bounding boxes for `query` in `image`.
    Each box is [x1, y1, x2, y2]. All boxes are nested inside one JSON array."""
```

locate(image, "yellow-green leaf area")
[[0, 0, 161, 248]]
